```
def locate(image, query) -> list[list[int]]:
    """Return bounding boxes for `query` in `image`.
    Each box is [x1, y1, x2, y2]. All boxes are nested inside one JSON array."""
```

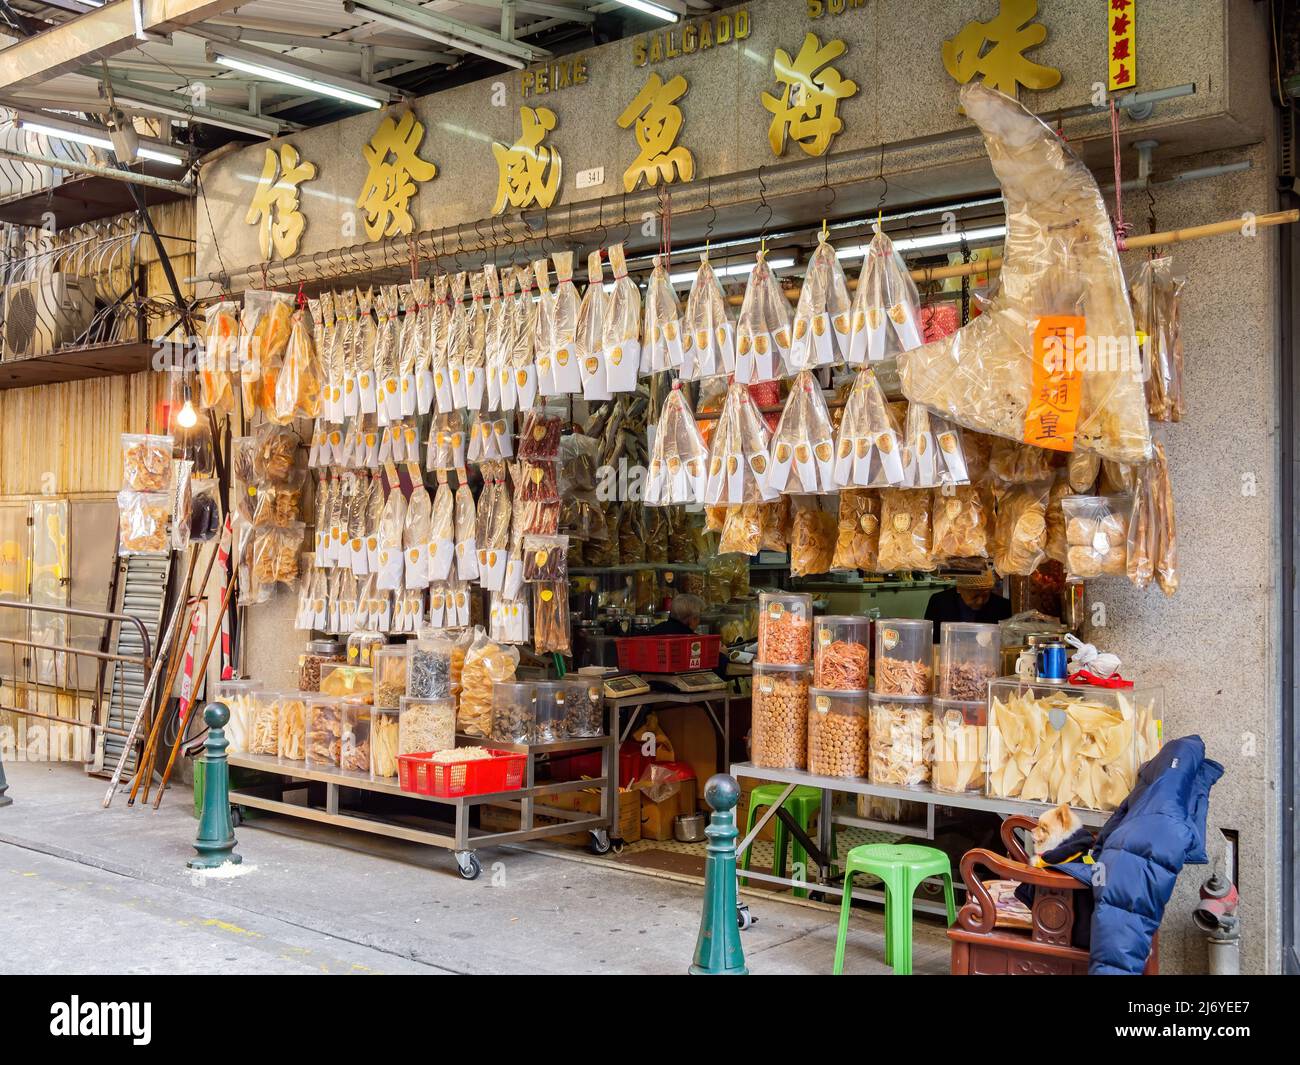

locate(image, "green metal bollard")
[[187, 702, 242, 870], [0, 748, 11, 807], [689, 773, 748, 976]]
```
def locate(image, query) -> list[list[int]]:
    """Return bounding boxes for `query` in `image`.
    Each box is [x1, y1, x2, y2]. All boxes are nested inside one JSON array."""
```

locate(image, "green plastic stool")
[[833, 843, 957, 975], [739, 784, 835, 899]]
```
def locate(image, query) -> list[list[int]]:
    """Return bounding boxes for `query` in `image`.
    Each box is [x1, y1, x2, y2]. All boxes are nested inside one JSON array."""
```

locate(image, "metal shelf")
[[0, 341, 156, 390]]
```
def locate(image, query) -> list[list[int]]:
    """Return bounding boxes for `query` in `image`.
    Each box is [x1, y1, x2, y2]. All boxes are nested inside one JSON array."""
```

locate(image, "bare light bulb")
[[177, 398, 198, 428]]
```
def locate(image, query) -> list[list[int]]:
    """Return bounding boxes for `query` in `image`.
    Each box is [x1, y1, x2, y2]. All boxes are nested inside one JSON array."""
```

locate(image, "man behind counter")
[[646, 593, 731, 675], [923, 571, 1012, 639]]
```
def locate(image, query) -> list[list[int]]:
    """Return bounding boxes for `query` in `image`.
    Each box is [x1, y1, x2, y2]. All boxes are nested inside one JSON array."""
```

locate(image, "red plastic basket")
[[615, 634, 721, 673], [397, 749, 527, 798]]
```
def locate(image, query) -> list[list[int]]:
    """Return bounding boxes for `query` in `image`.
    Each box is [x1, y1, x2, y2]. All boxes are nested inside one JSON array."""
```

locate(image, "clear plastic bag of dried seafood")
[[735, 251, 792, 384], [643, 255, 685, 374], [931, 484, 990, 561], [832, 489, 880, 571], [901, 402, 970, 488], [547, 252, 582, 395], [458, 627, 519, 737], [644, 383, 708, 507], [768, 371, 836, 495], [1061, 494, 1129, 579], [577, 251, 611, 400], [788, 495, 836, 576], [705, 381, 776, 505], [991, 480, 1051, 577], [200, 301, 238, 414], [464, 271, 488, 410], [788, 234, 851, 371], [833, 368, 905, 489], [532, 580, 570, 654], [1128, 255, 1184, 423], [684, 253, 734, 379], [430, 274, 453, 413], [484, 264, 509, 412], [1126, 441, 1177, 596], [876, 489, 935, 572], [602, 243, 642, 393], [511, 265, 539, 409], [848, 224, 923, 364]]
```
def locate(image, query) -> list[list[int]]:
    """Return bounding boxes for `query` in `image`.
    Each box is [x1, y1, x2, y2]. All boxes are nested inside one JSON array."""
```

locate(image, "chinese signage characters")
[[245, 144, 316, 261], [617, 73, 694, 192], [762, 33, 857, 158], [357, 110, 438, 241], [492, 106, 562, 213], [941, 0, 1061, 97], [1108, 0, 1136, 91]]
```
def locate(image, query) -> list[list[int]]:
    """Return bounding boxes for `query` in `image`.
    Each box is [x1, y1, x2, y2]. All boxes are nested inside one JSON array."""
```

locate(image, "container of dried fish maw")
[[339, 698, 373, 774], [491, 681, 537, 744], [751, 663, 810, 768], [807, 687, 869, 778], [400, 695, 457, 755], [298, 639, 344, 692], [936, 622, 999, 700], [214, 680, 260, 755], [562, 675, 605, 737], [757, 591, 812, 665], [373, 645, 410, 710], [277, 693, 309, 762], [868, 693, 933, 788], [931, 697, 986, 794], [305, 695, 345, 767], [813, 615, 870, 690], [873, 618, 932, 695], [986, 680, 1163, 812], [319, 663, 373, 699], [409, 629, 453, 699], [533, 680, 571, 744], [370, 706, 401, 780]]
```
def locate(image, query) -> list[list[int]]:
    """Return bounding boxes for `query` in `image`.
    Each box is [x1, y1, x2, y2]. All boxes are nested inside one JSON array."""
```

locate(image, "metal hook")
[[875, 144, 889, 228], [703, 177, 716, 257], [755, 165, 773, 253], [820, 153, 837, 226]]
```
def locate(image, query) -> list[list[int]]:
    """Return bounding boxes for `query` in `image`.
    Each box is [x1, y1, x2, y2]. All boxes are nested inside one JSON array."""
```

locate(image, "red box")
[[615, 634, 721, 673], [397, 749, 527, 798]]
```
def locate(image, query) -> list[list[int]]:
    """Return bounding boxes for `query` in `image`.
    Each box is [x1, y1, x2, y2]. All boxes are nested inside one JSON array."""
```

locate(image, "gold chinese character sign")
[[492, 106, 562, 214], [762, 33, 858, 159], [245, 143, 317, 261], [617, 73, 694, 193], [356, 110, 438, 242], [942, 0, 1061, 97]]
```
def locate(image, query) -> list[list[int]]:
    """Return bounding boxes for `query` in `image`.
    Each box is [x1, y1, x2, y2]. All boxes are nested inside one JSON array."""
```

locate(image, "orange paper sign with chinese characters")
[[1107, 0, 1136, 91], [1025, 315, 1085, 451]]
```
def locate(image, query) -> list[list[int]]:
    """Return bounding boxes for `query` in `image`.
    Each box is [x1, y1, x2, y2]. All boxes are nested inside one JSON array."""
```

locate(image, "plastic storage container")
[[812, 616, 871, 690], [247, 689, 282, 756], [751, 663, 810, 768], [339, 698, 372, 774], [490, 681, 537, 744], [936, 622, 999, 701], [370, 706, 401, 780], [931, 697, 986, 794], [561, 675, 605, 738], [305, 695, 344, 767], [409, 630, 453, 699], [373, 646, 410, 709], [807, 687, 869, 778], [987, 679, 1163, 812], [614, 633, 722, 673], [873, 618, 933, 696], [346, 631, 386, 667], [318, 663, 372, 698], [298, 639, 345, 692], [277, 692, 310, 762], [533, 680, 570, 744], [868, 693, 933, 787], [757, 591, 813, 665], [214, 680, 260, 755], [398, 748, 527, 798], [399, 695, 457, 755]]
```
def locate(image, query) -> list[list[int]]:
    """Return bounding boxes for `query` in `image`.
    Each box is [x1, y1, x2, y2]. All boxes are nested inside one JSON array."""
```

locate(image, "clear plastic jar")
[[370, 706, 401, 780], [491, 681, 536, 744], [868, 693, 933, 787], [318, 663, 372, 698], [409, 630, 453, 699], [936, 622, 999, 700], [757, 591, 813, 665], [873, 618, 933, 696], [813, 615, 871, 690], [534, 681, 570, 744], [373, 646, 410, 709], [213, 680, 260, 755], [807, 687, 869, 778], [751, 663, 810, 768], [932, 697, 986, 794], [247, 690, 282, 756], [339, 698, 372, 774], [561, 676, 605, 738], [399, 695, 457, 754], [305, 695, 344, 767], [277, 693, 309, 762], [346, 631, 386, 668], [298, 639, 345, 692]]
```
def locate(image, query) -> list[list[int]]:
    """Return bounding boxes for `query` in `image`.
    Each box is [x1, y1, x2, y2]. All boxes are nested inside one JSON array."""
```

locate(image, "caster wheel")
[[588, 830, 612, 855], [229, 805, 244, 827], [610, 839, 625, 856], [455, 852, 481, 880], [737, 904, 756, 931], [808, 890, 825, 904]]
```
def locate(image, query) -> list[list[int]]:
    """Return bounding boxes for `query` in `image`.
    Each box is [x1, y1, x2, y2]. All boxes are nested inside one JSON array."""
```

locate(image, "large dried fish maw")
[[899, 82, 1151, 464], [684, 253, 735, 379], [789, 236, 852, 371], [735, 251, 792, 384]]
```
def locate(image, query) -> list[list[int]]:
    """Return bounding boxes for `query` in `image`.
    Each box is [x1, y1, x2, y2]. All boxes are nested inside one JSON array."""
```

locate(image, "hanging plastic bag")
[[484, 264, 508, 412], [932, 485, 990, 560], [1128, 255, 1185, 422], [533, 581, 570, 655], [644, 383, 709, 506], [991, 480, 1051, 577], [643, 255, 685, 374], [1127, 441, 1178, 595], [375, 480, 407, 590], [243, 289, 294, 416], [399, 280, 426, 417], [1061, 494, 1129, 579], [427, 479, 455, 581], [789, 495, 837, 576], [375, 283, 402, 420], [876, 488, 935, 572], [533, 258, 557, 398], [848, 224, 923, 364], [355, 287, 379, 415], [427, 411, 467, 472], [577, 251, 611, 400], [200, 300, 238, 414], [901, 402, 969, 488], [403, 482, 432, 590], [602, 243, 641, 393], [833, 367, 905, 488], [832, 489, 879, 571], [429, 274, 452, 413], [735, 252, 792, 384], [336, 288, 360, 418], [364, 470, 385, 573], [465, 270, 488, 410], [550, 251, 582, 394], [768, 370, 836, 494], [684, 253, 734, 379], [989, 438, 1055, 484], [446, 272, 469, 411], [307, 295, 336, 424], [512, 264, 538, 409], [454, 479, 478, 581], [476, 462, 511, 590], [272, 306, 322, 423], [789, 234, 851, 371], [705, 381, 775, 505]]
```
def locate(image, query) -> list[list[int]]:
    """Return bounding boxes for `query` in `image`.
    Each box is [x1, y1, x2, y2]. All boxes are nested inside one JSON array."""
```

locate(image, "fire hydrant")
[[1193, 873, 1239, 975]]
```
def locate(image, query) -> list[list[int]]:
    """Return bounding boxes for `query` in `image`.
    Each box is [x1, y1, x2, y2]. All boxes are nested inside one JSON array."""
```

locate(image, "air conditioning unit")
[[2, 273, 96, 360]]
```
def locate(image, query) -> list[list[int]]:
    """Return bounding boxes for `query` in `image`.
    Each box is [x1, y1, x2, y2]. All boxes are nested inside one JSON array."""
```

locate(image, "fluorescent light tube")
[[212, 55, 384, 109], [615, 0, 682, 23], [836, 225, 1007, 260], [349, 5, 525, 69], [18, 117, 185, 166], [109, 91, 281, 137]]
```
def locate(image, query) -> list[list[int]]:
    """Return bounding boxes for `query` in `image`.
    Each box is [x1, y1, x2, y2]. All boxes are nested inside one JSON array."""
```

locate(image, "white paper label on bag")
[[429, 537, 455, 581], [605, 340, 640, 393]]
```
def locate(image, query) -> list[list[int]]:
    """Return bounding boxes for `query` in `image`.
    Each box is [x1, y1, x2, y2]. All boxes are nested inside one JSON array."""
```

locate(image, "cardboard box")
[[656, 703, 723, 794], [479, 786, 640, 846], [634, 775, 698, 841]]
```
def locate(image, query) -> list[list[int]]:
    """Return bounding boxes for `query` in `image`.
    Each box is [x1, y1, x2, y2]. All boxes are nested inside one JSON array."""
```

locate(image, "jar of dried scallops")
[[931, 697, 986, 794], [751, 663, 810, 768], [867, 693, 933, 788], [807, 687, 868, 778]]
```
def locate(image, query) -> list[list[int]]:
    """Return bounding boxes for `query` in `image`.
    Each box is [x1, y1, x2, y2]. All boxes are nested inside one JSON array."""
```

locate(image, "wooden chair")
[[947, 814, 1159, 975]]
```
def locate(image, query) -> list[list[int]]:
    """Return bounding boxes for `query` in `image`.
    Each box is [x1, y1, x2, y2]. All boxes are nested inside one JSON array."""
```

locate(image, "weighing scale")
[[603, 674, 650, 699], [650, 670, 727, 693]]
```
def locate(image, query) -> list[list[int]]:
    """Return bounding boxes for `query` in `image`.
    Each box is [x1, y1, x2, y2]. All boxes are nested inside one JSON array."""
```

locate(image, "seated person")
[[647, 593, 705, 636], [924, 570, 1012, 639]]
